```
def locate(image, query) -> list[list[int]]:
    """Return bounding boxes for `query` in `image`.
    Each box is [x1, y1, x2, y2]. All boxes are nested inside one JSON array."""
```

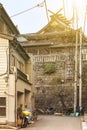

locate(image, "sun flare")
[[47, 0, 87, 33]]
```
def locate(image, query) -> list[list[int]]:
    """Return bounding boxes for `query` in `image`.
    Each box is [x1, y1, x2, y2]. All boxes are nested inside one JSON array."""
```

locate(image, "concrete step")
[[0, 125, 17, 129]]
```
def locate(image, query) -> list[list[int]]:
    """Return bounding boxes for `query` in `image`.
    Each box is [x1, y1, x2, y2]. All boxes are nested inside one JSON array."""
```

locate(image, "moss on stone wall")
[[44, 63, 56, 74]]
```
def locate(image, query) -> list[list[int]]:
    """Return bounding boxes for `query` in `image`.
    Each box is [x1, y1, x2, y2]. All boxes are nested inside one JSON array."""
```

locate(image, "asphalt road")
[[20, 115, 82, 130]]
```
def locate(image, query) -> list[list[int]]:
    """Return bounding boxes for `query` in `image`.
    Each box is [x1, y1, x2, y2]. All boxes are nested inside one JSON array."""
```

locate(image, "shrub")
[[44, 63, 56, 74]]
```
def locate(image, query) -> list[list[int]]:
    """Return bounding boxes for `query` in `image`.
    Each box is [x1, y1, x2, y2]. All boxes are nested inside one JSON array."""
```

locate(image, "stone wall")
[[33, 54, 74, 113]]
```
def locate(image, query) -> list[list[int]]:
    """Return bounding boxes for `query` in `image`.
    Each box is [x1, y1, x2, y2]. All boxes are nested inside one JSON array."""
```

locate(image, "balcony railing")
[[17, 68, 27, 82], [33, 54, 67, 62]]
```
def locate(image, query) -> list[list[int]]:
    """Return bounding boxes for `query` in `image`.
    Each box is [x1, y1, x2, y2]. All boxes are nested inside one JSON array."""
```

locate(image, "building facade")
[[0, 33, 32, 125], [0, 4, 33, 125]]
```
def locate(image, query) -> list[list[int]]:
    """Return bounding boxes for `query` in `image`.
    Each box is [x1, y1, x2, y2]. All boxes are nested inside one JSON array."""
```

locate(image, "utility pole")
[[79, 27, 82, 108], [74, 29, 78, 112], [83, 5, 87, 34], [74, 3, 78, 112]]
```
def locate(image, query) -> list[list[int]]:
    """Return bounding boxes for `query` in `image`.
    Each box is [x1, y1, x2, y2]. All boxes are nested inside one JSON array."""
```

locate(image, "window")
[[0, 97, 6, 116], [0, 20, 4, 33], [17, 60, 24, 71]]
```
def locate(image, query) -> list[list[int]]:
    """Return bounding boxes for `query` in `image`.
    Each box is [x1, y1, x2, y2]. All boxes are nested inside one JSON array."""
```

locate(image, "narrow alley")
[[20, 115, 82, 130]]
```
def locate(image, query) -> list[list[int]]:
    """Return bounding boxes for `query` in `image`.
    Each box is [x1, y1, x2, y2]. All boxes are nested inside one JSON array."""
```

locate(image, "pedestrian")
[[77, 106, 84, 116]]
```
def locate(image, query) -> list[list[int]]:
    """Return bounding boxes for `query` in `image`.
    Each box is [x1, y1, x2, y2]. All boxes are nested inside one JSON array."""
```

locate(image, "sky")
[[0, 0, 87, 34]]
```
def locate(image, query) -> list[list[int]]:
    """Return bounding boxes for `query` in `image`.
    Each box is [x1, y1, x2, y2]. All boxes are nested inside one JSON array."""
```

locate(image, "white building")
[[0, 33, 32, 125], [0, 4, 32, 126]]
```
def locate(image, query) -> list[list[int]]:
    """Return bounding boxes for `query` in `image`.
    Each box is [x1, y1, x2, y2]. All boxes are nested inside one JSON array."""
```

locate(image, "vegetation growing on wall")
[[44, 63, 56, 74]]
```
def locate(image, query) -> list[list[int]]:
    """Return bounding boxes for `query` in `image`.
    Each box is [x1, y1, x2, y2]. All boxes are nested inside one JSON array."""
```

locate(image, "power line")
[[62, 0, 65, 16], [10, 1, 44, 18], [44, 0, 49, 22]]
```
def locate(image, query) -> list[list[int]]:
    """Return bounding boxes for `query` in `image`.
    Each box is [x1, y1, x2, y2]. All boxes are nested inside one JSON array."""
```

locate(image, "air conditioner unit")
[[26, 74, 29, 81]]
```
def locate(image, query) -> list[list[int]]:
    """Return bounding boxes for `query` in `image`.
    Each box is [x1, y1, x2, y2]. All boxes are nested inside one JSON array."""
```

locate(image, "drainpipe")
[[13, 67, 17, 126]]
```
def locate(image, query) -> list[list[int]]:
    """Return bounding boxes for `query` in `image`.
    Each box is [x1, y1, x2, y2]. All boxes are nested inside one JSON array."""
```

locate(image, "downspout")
[[14, 67, 17, 126]]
